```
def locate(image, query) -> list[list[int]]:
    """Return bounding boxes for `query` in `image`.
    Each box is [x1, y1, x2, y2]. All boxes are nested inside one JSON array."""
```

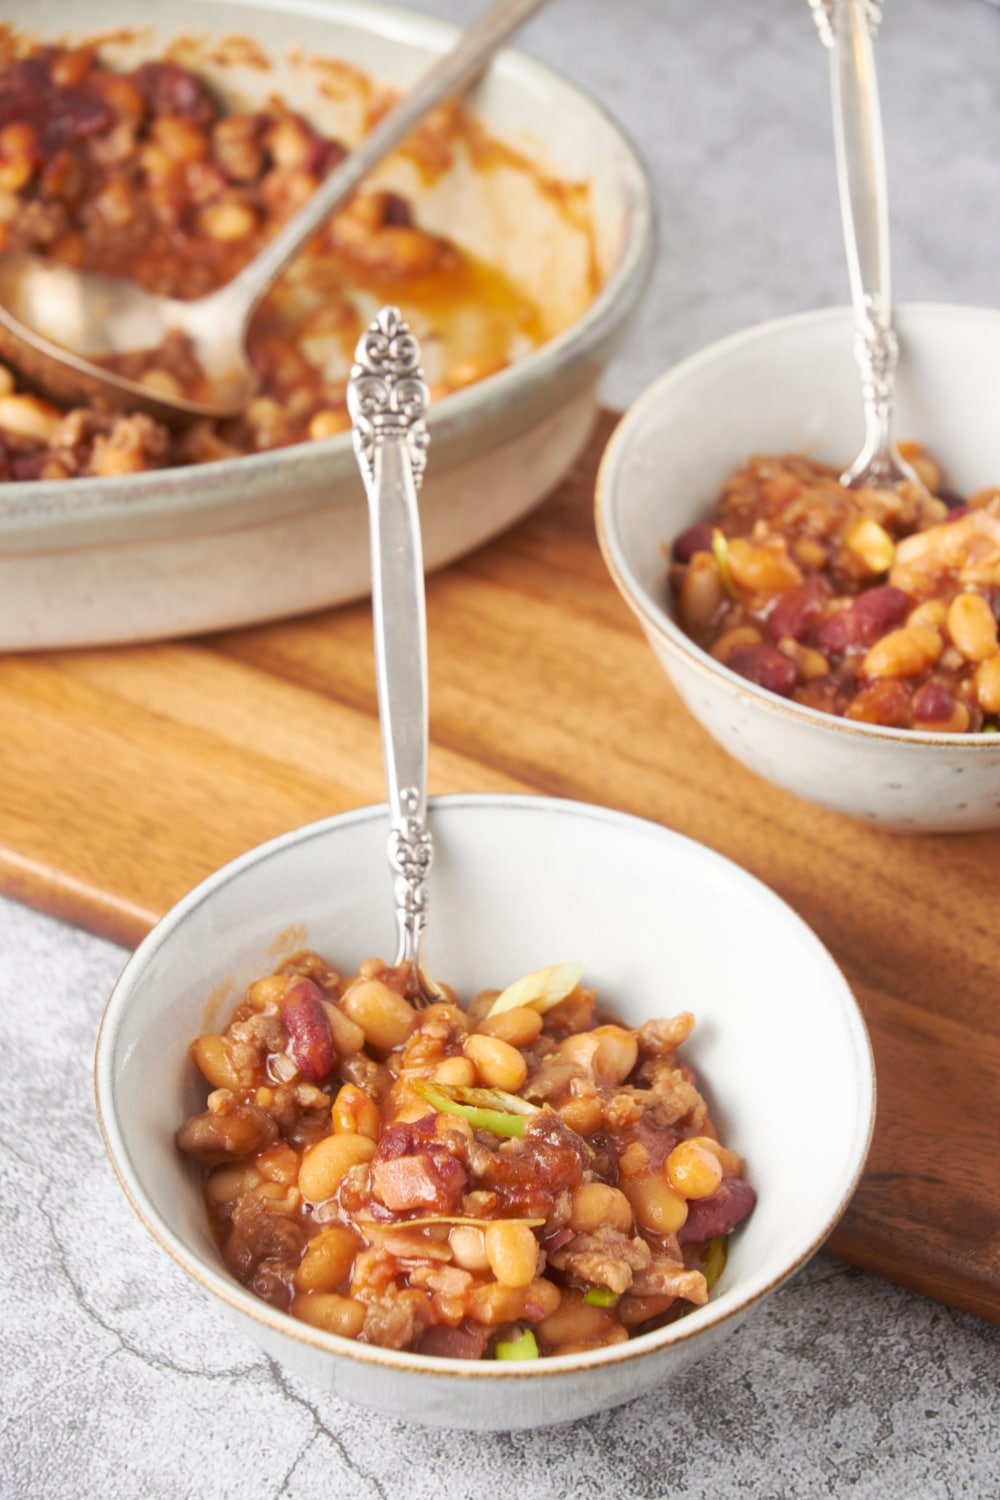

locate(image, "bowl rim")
[[595, 301, 1000, 751], [0, 0, 654, 540], [94, 791, 876, 1383]]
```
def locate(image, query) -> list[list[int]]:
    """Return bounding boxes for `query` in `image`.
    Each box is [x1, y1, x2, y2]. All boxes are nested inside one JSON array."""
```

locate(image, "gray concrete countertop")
[[2, 1, 999, 1495]]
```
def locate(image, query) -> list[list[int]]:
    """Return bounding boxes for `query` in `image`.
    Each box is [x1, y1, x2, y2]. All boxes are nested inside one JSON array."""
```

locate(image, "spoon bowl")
[[0, 256, 256, 423]]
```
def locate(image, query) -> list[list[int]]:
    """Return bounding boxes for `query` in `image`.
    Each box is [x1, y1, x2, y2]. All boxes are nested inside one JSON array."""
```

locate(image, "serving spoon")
[[0, 0, 549, 426], [347, 306, 445, 1008], [811, 0, 929, 495]]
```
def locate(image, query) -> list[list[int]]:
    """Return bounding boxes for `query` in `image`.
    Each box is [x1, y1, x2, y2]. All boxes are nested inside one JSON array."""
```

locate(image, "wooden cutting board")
[[3, 409, 999, 1324]]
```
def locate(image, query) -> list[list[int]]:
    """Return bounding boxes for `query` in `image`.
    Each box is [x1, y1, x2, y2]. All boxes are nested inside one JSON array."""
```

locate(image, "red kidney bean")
[[813, 611, 853, 655], [381, 190, 414, 227], [912, 682, 958, 723], [672, 521, 715, 563], [852, 585, 913, 633], [0, 83, 114, 150], [132, 61, 219, 124], [814, 585, 910, 654], [304, 133, 345, 179], [45, 95, 116, 150], [418, 1321, 489, 1360], [0, 57, 50, 100], [678, 1177, 757, 1244], [281, 977, 336, 1082], [765, 576, 832, 643], [726, 643, 797, 697], [10, 454, 52, 481]]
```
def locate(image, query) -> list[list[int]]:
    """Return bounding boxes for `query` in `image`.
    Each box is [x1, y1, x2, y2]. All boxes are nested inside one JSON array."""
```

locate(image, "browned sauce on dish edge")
[[0, 31, 598, 481]]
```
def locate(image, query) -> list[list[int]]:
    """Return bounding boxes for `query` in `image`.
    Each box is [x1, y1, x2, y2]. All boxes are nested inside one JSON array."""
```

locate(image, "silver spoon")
[[347, 306, 444, 1008], [0, 0, 549, 426], [811, 0, 929, 495]]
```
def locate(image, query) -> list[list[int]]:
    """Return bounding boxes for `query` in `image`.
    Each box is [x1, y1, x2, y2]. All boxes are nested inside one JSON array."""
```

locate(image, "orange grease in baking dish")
[[0, 27, 600, 479]]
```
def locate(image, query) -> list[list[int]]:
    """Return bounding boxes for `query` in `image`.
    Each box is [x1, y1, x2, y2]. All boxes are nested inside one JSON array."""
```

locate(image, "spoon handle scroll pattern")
[[810, 0, 926, 493], [348, 307, 439, 999], [808, 0, 882, 47]]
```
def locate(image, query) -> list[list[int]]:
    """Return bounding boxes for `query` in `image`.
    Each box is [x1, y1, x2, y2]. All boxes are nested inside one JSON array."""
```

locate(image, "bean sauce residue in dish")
[[669, 448, 1000, 732], [0, 39, 558, 481], [176, 951, 755, 1360]]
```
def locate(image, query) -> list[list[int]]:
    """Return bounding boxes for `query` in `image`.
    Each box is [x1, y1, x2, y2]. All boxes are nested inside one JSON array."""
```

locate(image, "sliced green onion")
[[485, 960, 587, 1018], [493, 1328, 539, 1361], [703, 1234, 729, 1291], [452, 1086, 540, 1117], [583, 1286, 620, 1308], [411, 1080, 539, 1138], [711, 528, 737, 599]]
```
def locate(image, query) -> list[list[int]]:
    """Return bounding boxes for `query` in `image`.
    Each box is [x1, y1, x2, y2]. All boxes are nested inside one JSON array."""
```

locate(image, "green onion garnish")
[[704, 1234, 729, 1291], [583, 1286, 620, 1308], [494, 1328, 539, 1361], [711, 528, 737, 599], [411, 1080, 539, 1138]]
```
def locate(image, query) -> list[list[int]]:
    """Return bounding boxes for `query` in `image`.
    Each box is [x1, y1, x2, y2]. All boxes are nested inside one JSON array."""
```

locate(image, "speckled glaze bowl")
[[95, 794, 874, 1431], [596, 304, 1000, 834], [0, 0, 653, 651]]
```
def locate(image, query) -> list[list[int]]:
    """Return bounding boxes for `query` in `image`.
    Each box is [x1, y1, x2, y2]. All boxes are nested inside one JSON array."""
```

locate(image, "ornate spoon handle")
[[348, 307, 438, 994], [808, 0, 882, 48], [810, 0, 925, 491]]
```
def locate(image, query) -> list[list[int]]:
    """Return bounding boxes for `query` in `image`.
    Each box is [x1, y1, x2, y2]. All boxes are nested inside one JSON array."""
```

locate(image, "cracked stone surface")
[[3, 1, 1000, 1494]]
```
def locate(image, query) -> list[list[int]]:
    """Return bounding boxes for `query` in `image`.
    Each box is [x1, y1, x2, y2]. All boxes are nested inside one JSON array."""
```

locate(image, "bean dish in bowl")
[[95, 795, 874, 1430], [596, 304, 1000, 832], [669, 448, 1000, 735], [0, 0, 652, 649], [176, 950, 756, 1360], [0, 38, 548, 478]]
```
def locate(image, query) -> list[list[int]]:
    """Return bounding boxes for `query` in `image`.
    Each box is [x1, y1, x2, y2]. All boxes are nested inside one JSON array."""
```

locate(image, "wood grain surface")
[[3, 410, 998, 1323]]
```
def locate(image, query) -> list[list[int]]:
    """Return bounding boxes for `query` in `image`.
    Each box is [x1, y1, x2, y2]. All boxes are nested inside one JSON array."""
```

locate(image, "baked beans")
[[176, 951, 755, 1359], [0, 41, 549, 481], [669, 449, 1000, 732]]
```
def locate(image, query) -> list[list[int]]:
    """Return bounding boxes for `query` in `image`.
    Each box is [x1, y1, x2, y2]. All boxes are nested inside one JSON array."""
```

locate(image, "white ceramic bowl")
[[0, 0, 653, 651], [95, 794, 874, 1431], [596, 304, 1000, 834]]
